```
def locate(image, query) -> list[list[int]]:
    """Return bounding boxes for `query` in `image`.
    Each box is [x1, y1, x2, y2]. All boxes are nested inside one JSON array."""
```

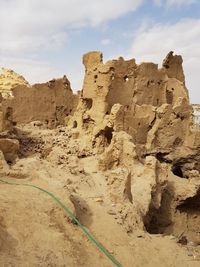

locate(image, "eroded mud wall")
[[2, 77, 78, 127]]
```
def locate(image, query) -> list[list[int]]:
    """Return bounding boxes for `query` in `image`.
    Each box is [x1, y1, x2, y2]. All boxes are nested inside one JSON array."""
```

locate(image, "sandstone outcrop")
[[0, 68, 30, 97]]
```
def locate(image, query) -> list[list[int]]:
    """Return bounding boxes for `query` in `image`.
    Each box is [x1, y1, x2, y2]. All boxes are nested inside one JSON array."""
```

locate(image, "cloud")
[[130, 18, 200, 103], [153, 0, 197, 6], [101, 39, 111, 45], [0, 56, 64, 84], [0, 0, 143, 54], [0, 0, 143, 90]]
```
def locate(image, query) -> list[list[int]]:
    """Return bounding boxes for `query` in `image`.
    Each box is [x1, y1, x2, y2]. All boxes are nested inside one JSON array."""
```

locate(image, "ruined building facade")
[[0, 51, 200, 242]]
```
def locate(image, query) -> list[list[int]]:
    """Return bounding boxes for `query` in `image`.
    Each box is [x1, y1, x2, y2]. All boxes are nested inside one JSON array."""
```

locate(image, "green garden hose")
[[0, 178, 123, 267]]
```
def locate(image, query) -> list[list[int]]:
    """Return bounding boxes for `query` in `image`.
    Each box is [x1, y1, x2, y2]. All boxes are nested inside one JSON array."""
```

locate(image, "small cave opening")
[[144, 187, 200, 241], [156, 152, 171, 163], [6, 160, 13, 166], [177, 191, 200, 212], [95, 126, 114, 147], [83, 98, 93, 110], [144, 189, 173, 235], [72, 121, 78, 128], [175, 191, 200, 243], [104, 126, 113, 145], [171, 164, 184, 178]]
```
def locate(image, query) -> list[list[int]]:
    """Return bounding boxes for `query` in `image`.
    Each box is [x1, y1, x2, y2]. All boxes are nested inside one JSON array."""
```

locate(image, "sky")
[[0, 0, 199, 103]]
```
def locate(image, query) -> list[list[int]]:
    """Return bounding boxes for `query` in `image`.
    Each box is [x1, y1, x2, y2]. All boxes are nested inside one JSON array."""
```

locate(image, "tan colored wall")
[[2, 76, 78, 127], [72, 51, 192, 154]]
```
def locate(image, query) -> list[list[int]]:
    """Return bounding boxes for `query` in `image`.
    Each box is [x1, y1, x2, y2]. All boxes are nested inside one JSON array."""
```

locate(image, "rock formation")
[[0, 51, 200, 266], [66, 50, 200, 243], [71, 51, 191, 156], [0, 68, 30, 97]]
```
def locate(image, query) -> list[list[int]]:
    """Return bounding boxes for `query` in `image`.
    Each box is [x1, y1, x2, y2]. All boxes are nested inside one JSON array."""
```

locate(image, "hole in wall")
[[144, 185, 200, 242], [177, 191, 200, 212], [83, 98, 93, 110], [94, 74, 98, 83], [176, 114, 184, 121], [144, 188, 173, 234], [95, 126, 114, 147], [6, 160, 13, 165], [172, 164, 184, 178], [155, 152, 171, 163], [73, 121, 78, 128], [104, 126, 113, 144], [175, 191, 200, 243], [124, 75, 129, 82]]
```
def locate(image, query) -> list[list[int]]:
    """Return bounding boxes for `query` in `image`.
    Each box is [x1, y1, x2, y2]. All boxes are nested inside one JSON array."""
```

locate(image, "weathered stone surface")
[[72, 51, 192, 159], [0, 139, 19, 162], [0, 111, 4, 132], [162, 51, 185, 83], [74, 51, 200, 236], [0, 51, 200, 265], [0, 150, 8, 170], [2, 76, 78, 127], [0, 68, 30, 97]]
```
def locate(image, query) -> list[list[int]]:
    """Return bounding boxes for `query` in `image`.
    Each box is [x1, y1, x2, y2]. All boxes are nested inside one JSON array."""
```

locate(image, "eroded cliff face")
[[0, 52, 200, 266]]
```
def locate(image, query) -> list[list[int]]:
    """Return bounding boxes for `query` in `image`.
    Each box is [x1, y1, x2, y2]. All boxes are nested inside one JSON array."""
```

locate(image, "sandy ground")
[[0, 123, 200, 267]]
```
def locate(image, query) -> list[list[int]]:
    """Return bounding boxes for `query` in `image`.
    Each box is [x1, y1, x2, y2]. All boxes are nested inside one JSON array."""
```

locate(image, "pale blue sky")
[[0, 0, 199, 103]]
